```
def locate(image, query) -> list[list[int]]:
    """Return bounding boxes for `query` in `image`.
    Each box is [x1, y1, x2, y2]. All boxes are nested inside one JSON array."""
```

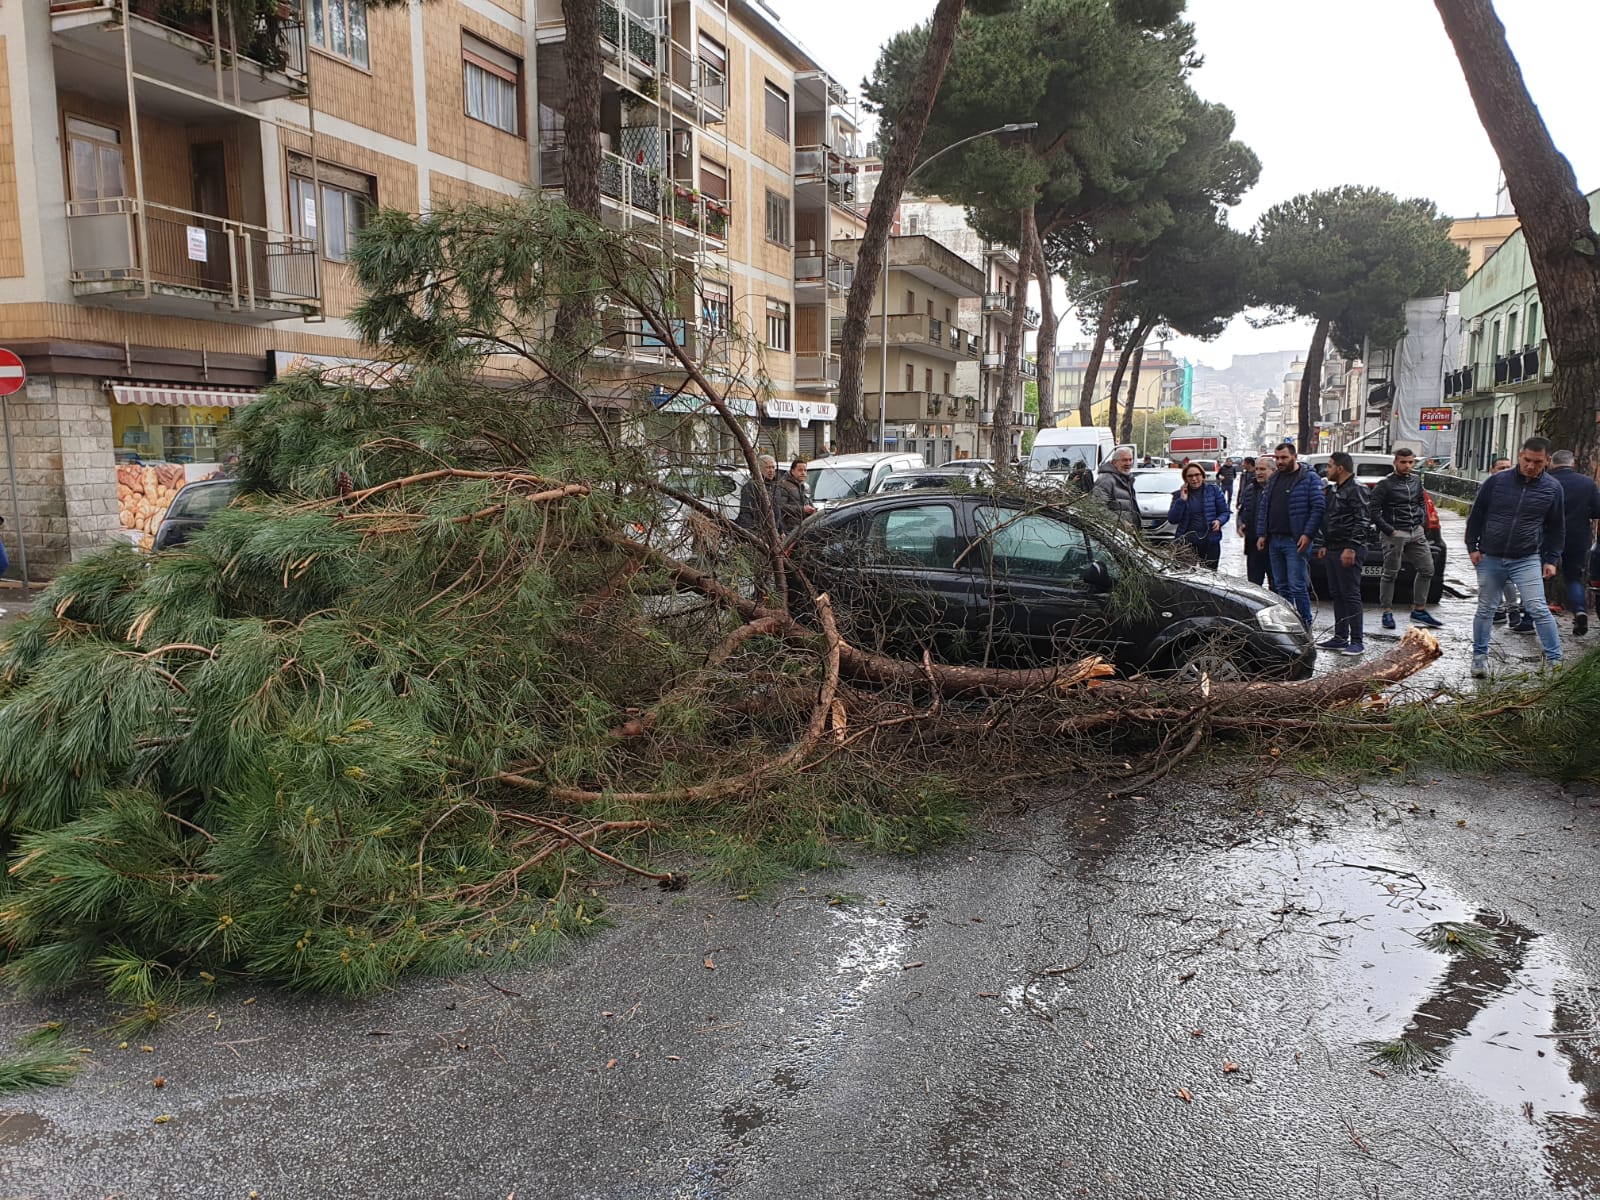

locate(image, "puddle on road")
[[1202, 840, 1600, 1189]]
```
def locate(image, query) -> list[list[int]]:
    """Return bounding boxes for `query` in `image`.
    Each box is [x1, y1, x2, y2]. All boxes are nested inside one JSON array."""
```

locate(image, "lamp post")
[[877, 121, 1039, 452]]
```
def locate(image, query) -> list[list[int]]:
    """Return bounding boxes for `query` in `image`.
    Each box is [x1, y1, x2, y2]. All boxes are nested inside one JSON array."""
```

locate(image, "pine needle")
[[0, 1046, 81, 1094]]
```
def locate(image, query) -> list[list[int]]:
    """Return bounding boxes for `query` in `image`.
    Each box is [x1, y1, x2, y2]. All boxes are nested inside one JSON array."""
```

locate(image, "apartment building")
[[533, 0, 862, 462], [1054, 343, 1190, 430], [0, 0, 862, 578]]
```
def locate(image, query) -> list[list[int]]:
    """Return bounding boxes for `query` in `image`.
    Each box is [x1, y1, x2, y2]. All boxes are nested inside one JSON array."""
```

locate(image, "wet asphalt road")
[[9, 765, 1600, 1199]]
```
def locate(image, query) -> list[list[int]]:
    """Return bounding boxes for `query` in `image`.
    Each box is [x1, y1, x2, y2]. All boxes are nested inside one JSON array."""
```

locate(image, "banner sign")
[[1419, 406, 1454, 431]]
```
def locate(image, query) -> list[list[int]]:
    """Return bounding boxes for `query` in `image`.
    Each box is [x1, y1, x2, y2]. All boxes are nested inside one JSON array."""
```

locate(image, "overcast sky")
[[771, 0, 1600, 369]]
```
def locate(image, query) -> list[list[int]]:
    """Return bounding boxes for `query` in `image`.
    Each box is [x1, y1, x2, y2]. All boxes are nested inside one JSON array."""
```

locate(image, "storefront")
[[765, 398, 837, 459], [107, 382, 259, 547]]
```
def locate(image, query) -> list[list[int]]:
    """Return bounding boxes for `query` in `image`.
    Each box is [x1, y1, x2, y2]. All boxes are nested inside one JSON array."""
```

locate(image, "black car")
[[152, 478, 238, 551], [1303, 476, 1447, 607], [789, 492, 1314, 681]]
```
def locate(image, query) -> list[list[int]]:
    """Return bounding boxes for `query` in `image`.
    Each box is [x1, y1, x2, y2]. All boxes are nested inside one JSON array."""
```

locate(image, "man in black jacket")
[[1315, 452, 1375, 655], [1548, 450, 1600, 636], [1466, 436, 1566, 676], [1370, 448, 1441, 631], [1234, 457, 1272, 588]]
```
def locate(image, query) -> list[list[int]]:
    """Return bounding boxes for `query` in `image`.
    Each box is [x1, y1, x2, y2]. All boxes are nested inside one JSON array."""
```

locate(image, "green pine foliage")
[[0, 194, 970, 1008]]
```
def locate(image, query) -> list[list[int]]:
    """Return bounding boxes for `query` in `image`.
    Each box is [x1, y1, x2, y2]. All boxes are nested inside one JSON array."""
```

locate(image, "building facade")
[[1, 0, 866, 578]]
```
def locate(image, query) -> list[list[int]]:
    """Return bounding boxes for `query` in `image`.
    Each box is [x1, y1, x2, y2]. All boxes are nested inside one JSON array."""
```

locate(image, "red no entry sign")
[[0, 349, 23, 397]]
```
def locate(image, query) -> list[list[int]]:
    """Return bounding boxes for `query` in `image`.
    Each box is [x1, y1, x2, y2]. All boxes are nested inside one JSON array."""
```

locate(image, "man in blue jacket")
[[1466, 436, 1567, 676], [1254, 441, 1325, 629], [1547, 450, 1600, 636]]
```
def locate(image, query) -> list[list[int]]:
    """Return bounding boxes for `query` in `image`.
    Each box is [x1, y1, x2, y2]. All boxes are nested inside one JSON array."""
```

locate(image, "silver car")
[[1131, 468, 1185, 541]]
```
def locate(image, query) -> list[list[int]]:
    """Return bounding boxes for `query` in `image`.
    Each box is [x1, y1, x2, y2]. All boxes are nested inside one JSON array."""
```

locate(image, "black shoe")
[[1510, 613, 1537, 634], [1577, 614, 1589, 637], [1493, 608, 1508, 625]]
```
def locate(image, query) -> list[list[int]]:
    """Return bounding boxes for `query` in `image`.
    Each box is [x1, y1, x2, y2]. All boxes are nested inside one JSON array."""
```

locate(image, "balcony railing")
[[597, 0, 660, 70], [1022, 306, 1041, 328], [598, 149, 665, 218], [982, 291, 1015, 314], [66, 197, 318, 318], [668, 185, 730, 241], [796, 353, 842, 388], [1020, 360, 1038, 381], [665, 39, 727, 122], [1493, 346, 1544, 389], [50, 0, 309, 104], [840, 313, 964, 356], [794, 252, 853, 290]]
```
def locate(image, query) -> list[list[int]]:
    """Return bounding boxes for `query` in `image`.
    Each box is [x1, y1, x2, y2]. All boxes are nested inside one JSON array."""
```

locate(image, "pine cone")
[[335, 469, 354, 500]]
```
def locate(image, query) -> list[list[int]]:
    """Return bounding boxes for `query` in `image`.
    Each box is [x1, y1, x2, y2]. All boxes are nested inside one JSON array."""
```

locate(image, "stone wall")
[[0, 373, 120, 580]]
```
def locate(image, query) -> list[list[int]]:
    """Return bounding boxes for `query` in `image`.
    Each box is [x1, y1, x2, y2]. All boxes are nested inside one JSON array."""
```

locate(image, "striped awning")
[[108, 383, 261, 409]]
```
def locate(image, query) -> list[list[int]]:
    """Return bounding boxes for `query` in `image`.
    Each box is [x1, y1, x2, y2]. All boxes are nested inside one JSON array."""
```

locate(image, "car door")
[[972, 503, 1108, 664], [830, 500, 986, 661]]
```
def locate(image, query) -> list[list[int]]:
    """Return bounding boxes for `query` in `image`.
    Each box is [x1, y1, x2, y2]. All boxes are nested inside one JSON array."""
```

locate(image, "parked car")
[[1130, 467, 1186, 541], [873, 464, 994, 493], [1300, 457, 1448, 605], [805, 452, 925, 510], [152, 478, 238, 551], [787, 491, 1314, 681]]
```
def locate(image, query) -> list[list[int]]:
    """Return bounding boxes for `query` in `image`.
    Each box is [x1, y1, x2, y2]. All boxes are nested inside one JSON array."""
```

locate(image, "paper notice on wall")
[[303, 195, 317, 230], [185, 226, 208, 262]]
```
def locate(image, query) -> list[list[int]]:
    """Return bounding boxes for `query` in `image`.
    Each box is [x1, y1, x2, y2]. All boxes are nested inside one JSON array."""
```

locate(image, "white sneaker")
[[1470, 655, 1489, 679]]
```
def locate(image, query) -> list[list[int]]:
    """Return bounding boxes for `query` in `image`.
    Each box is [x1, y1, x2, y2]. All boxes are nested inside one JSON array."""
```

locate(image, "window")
[[907, 214, 919, 235], [463, 33, 521, 135], [699, 33, 727, 76], [925, 368, 933, 392], [65, 117, 125, 211], [864, 504, 960, 568], [765, 299, 790, 351], [1505, 310, 1518, 355], [942, 372, 950, 394], [1492, 319, 1502, 356], [309, 0, 369, 68], [905, 289, 914, 314], [1528, 301, 1540, 346], [699, 158, 728, 201], [288, 155, 376, 263], [905, 364, 915, 391], [765, 189, 790, 246], [977, 507, 1090, 580], [764, 81, 790, 139], [702, 281, 732, 334]]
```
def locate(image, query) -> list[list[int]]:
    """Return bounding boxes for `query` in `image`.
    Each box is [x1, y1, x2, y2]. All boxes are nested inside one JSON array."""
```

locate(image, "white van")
[[806, 452, 925, 509], [1028, 426, 1117, 475]]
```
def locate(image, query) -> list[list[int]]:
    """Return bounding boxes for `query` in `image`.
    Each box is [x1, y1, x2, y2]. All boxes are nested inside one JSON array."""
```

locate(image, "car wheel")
[[1162, 638, 1248, 684]]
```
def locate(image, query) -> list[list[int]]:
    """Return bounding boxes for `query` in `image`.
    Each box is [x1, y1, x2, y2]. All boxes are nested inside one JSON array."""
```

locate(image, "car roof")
[[808, 453, 921, 468]]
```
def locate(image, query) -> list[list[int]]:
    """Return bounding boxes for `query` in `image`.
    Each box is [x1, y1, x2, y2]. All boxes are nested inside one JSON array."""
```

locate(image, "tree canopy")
[[1254, 186, 1467, 445]]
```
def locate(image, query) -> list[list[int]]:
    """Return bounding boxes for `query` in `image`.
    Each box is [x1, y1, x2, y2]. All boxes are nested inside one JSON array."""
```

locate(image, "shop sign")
[[272, 350, 409, 387], [765, 398, 838, 428], [649, 386, 757, 418], [1420, 406, 1455, 431], [186, 226, 208, 262]]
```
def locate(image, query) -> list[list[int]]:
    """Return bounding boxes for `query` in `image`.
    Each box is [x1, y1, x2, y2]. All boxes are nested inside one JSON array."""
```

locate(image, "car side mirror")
[[1082, 561, 1112, 591]]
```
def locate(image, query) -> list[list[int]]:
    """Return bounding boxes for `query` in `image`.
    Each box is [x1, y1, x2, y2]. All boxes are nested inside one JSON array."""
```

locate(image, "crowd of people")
[[1093, 435, 1595, 676]]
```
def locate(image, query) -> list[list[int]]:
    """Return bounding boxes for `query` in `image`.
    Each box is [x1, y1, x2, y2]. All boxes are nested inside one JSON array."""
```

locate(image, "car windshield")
[[810, 466, 871, 502], [168, 482, 236, 519], [1035, 447, 1095, 473]]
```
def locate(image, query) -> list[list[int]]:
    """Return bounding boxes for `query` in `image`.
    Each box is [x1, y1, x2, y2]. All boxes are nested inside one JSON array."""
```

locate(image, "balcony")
[[1022, 306, 1042, 329], [880, 391, 964, 422], [795, 352, 841, 392], [794, 145, 858, 204], [50, 0, 308, 108], [982, 291, 1014, 315], [665, 39, 726, 124], [834, 234, 984, 298], [847, 313, 966, 360], [1492, 345, 1546, 391], [65, 197, 318, 320], [794, 251, 853, 294], [1020, 360, 1038, 381], [667, 185, 730, 246], [597, 0, 661, 74]]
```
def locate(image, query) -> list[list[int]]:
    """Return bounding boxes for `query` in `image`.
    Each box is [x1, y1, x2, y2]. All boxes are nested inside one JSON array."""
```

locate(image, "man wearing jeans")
[[1466, 436, 1567, 677], [1254, 441, 1325, 629], [1370, 448, 1442, 630]]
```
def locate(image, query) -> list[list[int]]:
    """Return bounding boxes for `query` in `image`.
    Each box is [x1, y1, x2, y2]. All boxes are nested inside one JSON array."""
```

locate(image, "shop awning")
[[108, 383, 262, 409]]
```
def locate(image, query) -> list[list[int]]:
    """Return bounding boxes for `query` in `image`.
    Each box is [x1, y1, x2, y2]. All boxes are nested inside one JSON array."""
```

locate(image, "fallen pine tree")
[[0, 197, 1462, 1010]]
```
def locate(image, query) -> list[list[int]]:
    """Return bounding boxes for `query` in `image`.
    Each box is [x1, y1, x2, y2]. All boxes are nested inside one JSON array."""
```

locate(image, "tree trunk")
[[1299, 315, 1331, 449], [835, 0, 967, 454], [1076, 254, 1132, 426], [1030, 222, 1058, 429], [559, 0, 602, 220], [1435, 0, 1600, 464], [1107, 318, 1151, 445], [1119, 332, 1149, 447], [992, 208, 1035, 473]]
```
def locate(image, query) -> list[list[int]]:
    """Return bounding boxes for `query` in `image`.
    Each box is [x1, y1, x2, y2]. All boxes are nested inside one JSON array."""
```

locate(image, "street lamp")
[[877, 122, 1040, 452]]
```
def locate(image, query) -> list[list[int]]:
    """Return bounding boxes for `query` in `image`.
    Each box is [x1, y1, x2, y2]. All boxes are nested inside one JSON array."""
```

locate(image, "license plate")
[[1361, 565, 1382, 577]]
